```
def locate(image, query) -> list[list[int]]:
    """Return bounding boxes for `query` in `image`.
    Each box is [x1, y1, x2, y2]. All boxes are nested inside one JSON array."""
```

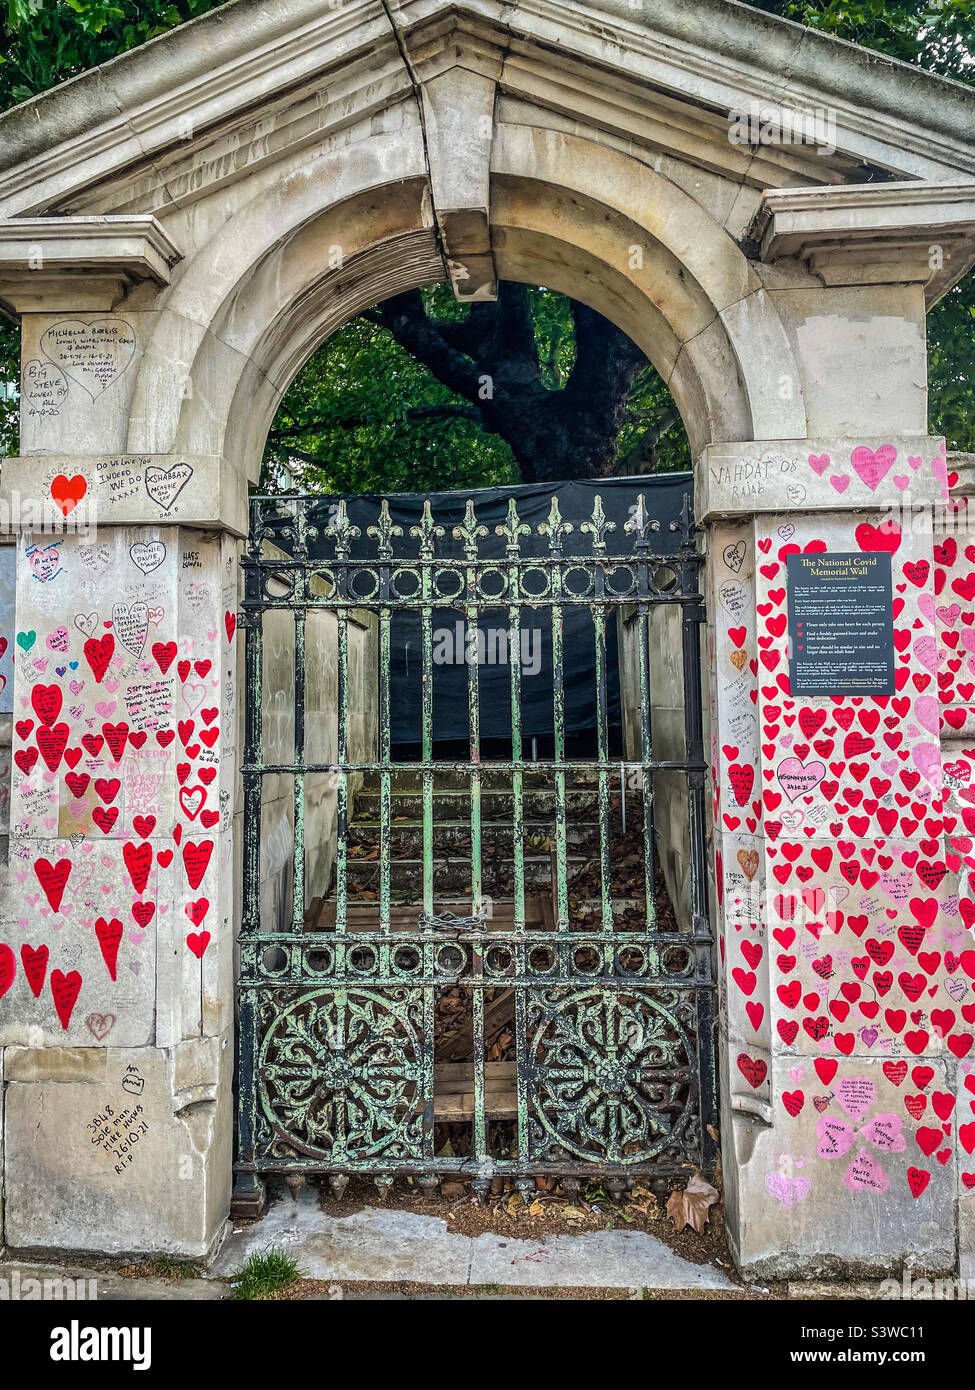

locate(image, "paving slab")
[[0, 1261, 228, 1300], [468, 1228, 732, 1289], [213, 1193, 470, 1285], [211, 1187, 733, 1291]]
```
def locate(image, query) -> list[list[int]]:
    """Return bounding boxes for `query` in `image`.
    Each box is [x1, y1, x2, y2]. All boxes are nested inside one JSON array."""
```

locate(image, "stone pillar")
[[702, 435, 966, 1278], [0, 278, 242, 1254]]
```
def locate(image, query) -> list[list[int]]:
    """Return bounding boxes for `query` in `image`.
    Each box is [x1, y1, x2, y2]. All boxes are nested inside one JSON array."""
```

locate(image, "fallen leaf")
[[665, 1173, 719, 1234]]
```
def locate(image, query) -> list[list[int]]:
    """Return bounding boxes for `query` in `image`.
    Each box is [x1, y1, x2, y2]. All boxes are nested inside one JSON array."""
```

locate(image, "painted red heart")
[[50, 969, 82, 1029], [31, 683, 62, 727], [20, 943, 48, 998], [122, 841, 153, 894], [95, 917, 123, 981], [83, 633, 114, 683], [0, 943, 15, 999], [183, 839, 213, 890], [50, 473, 87, 517], [33, 857, 71, 912]]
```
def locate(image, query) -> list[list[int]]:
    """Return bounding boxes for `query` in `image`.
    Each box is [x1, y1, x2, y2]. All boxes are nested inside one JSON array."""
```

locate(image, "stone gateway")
[[1, 0, 975, 1280]]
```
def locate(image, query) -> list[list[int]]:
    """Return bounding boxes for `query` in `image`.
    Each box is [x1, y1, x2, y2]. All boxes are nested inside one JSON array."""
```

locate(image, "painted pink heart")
[[850, 444, 897, 490], [912, 635, 939, 673], [835, 1076, 875, 1120], [914, 697, 940, 736], [860, 1113, 906, 1153], [912, 742, 941, 786], [776, 757, 826, 803], [844, 1148, 890, 1194], [818, 1115, 857, 1159], [765, 1172, 812, 1206]]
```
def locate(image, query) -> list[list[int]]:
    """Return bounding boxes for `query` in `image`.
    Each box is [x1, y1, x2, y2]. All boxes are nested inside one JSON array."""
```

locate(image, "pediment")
[[0, 0, 974, 224]]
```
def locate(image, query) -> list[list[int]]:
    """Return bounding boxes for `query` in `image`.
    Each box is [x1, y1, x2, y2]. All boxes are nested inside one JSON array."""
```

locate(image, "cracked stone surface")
[[210, 1188, 733, 1291]]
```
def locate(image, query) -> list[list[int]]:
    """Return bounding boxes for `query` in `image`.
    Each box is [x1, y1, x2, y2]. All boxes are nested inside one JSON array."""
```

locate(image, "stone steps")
[[352, 788, 605, 820], [348, 820, 597, 850]]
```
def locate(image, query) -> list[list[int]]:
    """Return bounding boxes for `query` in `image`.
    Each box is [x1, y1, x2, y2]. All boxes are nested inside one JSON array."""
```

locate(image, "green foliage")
[[749, 0, 975, 79], [230, 1246, 305, 1301], [264, 284, 690, 490], [148, 1256, 198, 1280], [0, 0, 222, 108], [0, 320, 17, 456], [262, 305, 519, 494]]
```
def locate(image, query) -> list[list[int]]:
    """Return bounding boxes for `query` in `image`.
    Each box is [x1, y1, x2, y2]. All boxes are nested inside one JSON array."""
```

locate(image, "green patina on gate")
[[234, 490, 716, 1204]]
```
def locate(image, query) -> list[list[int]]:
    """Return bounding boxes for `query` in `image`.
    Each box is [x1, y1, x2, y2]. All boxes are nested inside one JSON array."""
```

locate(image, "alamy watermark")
[[432, 620, 542, 677], [728, 99, 837, 157], [1, 1268, 97, 1300]]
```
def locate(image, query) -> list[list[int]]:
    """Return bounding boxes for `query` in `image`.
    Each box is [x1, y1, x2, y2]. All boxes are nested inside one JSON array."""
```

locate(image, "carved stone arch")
[[129, 124, 807, 475], [125, 126, 433, 458]]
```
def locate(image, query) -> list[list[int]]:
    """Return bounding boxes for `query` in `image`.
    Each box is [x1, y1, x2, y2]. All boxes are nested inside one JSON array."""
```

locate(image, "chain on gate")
[[233, 490, 716, 1208]]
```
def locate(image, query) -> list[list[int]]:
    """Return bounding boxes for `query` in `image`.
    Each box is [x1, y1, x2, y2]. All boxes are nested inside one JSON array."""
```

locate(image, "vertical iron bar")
[[681, 546, 716, 1168], [241, 604, 263, 937], [421, 571, 434, 917], [236, 586, 264, 1191], [593, 600, 612, 930], [638, 602, 656, 927], [551, 574, 568, 932], [682, 589, 708, 934], [379, 606, 392, 932], [465, 599, 482, 915], [292, 608, 305, 933], [509, 586, 525, 932], [335, 606, 349, 934], [472, 959, 487, 1163]]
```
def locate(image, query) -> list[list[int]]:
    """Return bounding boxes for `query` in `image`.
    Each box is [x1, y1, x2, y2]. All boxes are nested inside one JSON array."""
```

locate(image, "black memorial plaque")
[[786, 551, 895, 697]]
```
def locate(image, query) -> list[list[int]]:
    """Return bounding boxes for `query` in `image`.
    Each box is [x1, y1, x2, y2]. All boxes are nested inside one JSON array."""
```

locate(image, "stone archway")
[[1, 0, 975, 1276], [123, 125, 807, 478]]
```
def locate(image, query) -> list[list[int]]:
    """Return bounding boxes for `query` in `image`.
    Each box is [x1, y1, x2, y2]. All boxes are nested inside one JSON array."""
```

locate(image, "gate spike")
[[581, 495, 616, 554], [374, 1174, 395, 1200], [328, 1174, 349, 1200], [538, 496, 573, 555], [624, 493, 660, 552], [324, 498, 360, 560], [367, 499, 404, 560], [409, 500, 445, 559], [452, 498, 489, 559], [495, 498, 530, 555], [284, 1173, 306, 1202], [471, 1178, 491, 1206]]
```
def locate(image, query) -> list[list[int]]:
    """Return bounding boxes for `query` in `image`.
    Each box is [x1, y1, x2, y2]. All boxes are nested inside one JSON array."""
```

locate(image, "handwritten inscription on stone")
[[39, 318, 136, 399]]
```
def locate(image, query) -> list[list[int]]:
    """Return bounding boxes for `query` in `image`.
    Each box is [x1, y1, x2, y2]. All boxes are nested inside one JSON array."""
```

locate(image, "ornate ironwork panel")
[[234, 487, 715, 1199]]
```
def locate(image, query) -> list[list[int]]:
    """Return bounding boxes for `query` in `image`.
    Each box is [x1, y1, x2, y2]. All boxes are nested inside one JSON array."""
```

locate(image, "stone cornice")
[[0, 215, 181, 278], [0, 214, 183, 314], [750, 181, 975, 304], [0, 0, 975, 219]]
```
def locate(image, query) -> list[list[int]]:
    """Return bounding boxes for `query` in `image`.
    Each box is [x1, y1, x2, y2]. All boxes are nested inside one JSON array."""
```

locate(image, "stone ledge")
[[0, 452, 248, 536], [0, 215, 182, 313], [698, 436, 947, 520], [750, 183, 975, 305]]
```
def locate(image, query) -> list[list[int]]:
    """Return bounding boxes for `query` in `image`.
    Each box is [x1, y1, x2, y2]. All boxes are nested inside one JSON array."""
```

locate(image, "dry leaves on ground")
[[666, 1173, 719, 1234]]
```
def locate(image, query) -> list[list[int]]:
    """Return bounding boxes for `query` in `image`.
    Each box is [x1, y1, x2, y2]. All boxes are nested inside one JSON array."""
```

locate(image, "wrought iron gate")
[[234, 489, 715, 1205]]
